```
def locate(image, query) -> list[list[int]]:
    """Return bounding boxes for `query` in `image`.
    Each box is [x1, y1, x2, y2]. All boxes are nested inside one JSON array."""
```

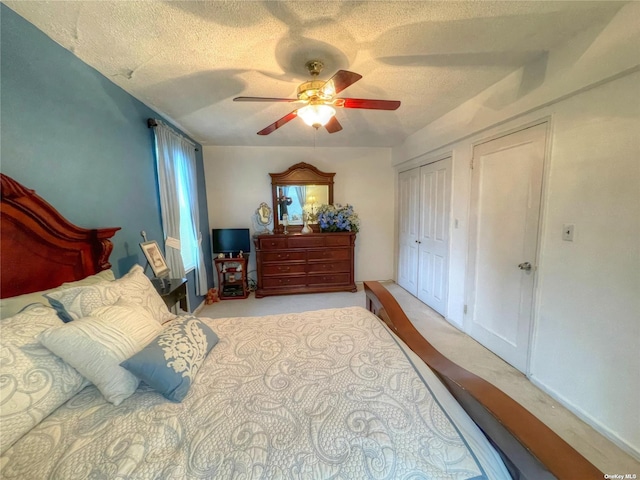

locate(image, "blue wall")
[[1, 5, 213, 308]]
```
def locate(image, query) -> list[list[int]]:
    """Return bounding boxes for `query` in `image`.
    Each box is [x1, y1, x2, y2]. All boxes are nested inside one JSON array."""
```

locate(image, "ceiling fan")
[[234, 60, 401, 135]]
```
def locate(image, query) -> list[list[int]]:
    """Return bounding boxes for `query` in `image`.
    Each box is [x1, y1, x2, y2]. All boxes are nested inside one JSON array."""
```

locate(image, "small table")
[[154, 277, 188, 312], [215, 256, 249, 300]]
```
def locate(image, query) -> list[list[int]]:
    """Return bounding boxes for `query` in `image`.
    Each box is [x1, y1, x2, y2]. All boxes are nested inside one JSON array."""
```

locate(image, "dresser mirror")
[[270, 162, 335, 232]]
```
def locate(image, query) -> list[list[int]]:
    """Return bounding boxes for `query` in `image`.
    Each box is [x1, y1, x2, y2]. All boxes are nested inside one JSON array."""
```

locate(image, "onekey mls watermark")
[[604, 475, 637, 479]]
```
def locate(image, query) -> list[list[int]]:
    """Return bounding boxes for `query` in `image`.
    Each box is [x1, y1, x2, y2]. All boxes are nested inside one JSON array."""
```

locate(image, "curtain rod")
[[147, 118, 199, 151]]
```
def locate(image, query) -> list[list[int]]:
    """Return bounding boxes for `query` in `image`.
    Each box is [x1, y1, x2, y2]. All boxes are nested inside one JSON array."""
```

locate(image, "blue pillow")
[[121, 316, 219, 402]]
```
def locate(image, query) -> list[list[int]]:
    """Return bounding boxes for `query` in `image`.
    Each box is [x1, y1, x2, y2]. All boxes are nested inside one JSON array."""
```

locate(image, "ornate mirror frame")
[[270, 162, 335, 233]]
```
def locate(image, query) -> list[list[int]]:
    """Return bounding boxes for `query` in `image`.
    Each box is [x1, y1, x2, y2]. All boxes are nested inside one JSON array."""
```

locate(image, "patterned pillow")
[[60, 268, 116, 287], [44, 281, 120, 322], [121, 316, 219, 402], [114, 265, 176, 324], [0, 269, 115, 320], [0, 304, 88, 454], [44, 265, 176, 324], [37, 299, 163, 405]]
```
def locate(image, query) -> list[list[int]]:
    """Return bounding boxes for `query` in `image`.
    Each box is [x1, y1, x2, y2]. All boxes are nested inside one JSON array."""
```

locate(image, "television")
[[212, 228, 251, 255]]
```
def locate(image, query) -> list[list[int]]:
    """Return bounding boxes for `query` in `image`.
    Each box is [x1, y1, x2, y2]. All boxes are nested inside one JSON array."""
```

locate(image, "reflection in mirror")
[[276, 185, 329, 225], [270, 162, 335, 234]]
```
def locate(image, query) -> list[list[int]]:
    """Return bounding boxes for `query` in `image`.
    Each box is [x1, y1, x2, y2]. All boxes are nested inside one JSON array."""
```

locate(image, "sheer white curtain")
[[182, 148, 208, 296], [154, 125, 185, 278], [294, 186, 307, 212], [154, 123, 208, 295]]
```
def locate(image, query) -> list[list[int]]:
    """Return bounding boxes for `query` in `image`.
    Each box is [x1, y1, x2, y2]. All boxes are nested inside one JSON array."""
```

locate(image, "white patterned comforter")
[[0, 307, 510, 479]]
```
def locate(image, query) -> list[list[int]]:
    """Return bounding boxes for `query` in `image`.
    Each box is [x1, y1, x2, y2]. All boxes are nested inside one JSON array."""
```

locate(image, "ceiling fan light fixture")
[[298, 103, 336, 128]]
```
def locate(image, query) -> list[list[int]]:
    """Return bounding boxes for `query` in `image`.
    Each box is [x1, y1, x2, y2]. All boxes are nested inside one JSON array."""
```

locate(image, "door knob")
[[518, 262, 532, 271]]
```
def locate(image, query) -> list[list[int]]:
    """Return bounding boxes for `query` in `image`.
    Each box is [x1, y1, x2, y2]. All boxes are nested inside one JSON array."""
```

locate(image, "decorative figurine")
[[205, 288, 220, 305], [301, 212, 312, 234]]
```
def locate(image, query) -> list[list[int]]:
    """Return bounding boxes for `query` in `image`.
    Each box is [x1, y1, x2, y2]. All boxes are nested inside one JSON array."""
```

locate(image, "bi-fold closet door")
[[397, 158, 451, 316]]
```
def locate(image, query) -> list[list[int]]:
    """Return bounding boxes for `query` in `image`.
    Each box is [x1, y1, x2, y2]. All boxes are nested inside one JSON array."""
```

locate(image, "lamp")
[[297, 103, 336, 128], [306, 195, 316, 216]]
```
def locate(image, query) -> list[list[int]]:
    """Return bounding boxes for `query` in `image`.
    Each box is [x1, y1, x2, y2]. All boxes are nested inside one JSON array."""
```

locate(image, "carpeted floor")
[[196, 282, 640, 475], [197, 286, 366, 318]]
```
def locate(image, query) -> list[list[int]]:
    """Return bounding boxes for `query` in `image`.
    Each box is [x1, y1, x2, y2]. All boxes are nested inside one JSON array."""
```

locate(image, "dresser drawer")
[[262, 276, 308, 289], [307, 261, 351, 274], [324, 235, 353, 247], [262, 263, 306, 276], [288, 236, 325, 248], [261, 251, 306, 263], [258, 237, 288, 249], [307, 273, 351, 286], [307, 248, 351, 261]]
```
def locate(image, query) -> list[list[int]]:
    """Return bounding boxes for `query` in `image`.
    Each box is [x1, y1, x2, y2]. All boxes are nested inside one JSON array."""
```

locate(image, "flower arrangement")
[[316, 204, 360, 233]]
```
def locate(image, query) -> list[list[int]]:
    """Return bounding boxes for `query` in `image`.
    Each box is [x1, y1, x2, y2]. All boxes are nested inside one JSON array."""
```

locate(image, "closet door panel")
[[417, 160, 451, 316], [397, 168, 420, 295]]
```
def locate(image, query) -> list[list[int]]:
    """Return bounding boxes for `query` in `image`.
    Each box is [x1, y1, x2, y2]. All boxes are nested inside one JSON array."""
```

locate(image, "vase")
[[301, 221, 312, 234]]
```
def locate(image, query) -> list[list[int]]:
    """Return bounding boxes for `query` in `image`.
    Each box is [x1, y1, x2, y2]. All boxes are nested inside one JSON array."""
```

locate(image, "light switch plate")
[[562, 224, 575, 241]]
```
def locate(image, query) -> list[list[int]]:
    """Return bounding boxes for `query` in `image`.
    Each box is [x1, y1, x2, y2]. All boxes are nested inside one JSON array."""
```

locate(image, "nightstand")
[[153, 277, 188, 312]]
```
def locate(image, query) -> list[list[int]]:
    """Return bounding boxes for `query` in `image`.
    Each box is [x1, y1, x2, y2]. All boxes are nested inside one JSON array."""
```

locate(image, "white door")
[[397, 168, 420, 295], [417, 159, 452, 316], [466, 123, 546, 373]]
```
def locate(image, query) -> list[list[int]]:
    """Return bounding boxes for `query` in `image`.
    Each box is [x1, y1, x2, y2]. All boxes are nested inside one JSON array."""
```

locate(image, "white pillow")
[[44, 265, 176, 324], [0, 304, 88, 454], [45, 281, 120, 322], [0, 269, 116, 320], [61, 269, 116, 287], [37, 299, 163, 405], [114, 265, 176, 324]]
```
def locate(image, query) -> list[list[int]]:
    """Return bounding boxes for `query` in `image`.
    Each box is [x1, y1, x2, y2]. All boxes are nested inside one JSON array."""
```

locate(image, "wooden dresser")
[[254, 232, 357, 298]]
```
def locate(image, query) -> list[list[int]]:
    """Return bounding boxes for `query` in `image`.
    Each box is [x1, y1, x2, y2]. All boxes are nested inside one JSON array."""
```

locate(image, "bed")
[[0, 173, 602, 479]]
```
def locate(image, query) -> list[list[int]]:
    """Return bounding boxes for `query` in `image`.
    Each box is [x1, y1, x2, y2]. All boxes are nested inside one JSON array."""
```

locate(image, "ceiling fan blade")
[[325, 116, 343, 134], [234, 96, 298, 102], [320, 70, 362, 97], [335, 98, 401, 110], [257, 110, 298, 135]]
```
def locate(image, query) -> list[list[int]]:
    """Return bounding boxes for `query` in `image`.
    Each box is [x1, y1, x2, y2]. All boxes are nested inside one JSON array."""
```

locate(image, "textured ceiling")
[[5, 1, 625, 147]]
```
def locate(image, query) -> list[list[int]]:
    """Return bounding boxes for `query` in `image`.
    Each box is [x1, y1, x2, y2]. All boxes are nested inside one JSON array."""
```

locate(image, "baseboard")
[[529, 375, 640, 461], [192, 299, 206, 315]]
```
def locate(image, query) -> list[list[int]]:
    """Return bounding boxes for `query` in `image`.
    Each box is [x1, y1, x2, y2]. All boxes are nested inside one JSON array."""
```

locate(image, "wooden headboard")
[[0, 174, 120, 299]]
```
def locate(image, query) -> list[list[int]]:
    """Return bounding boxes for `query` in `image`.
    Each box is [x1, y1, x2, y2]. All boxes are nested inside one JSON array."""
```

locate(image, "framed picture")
[[140, 241, 170, 277]]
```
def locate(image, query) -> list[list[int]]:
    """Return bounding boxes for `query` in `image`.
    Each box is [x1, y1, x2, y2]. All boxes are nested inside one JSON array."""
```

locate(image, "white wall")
[[538, 69, 640, 450], [391, 2, 640, 457], [202, 146, 394, 283]]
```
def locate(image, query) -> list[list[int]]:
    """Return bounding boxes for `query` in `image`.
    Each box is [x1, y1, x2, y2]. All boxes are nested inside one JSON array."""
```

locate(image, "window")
[[152, 121, 208, 295], [175, 168, 195, 270]]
